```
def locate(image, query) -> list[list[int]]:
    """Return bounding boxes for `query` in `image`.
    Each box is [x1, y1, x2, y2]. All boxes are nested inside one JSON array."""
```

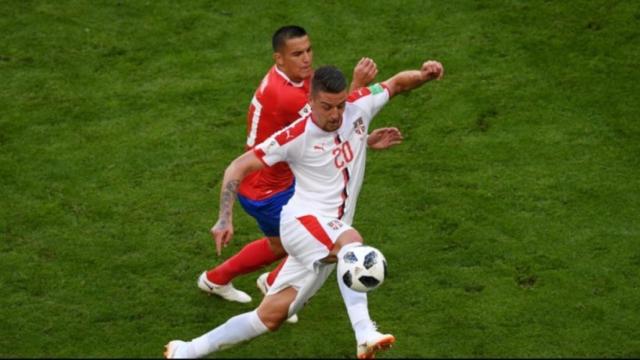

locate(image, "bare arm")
[[210, 150, 265, 256], [382, 60, 444, 98]]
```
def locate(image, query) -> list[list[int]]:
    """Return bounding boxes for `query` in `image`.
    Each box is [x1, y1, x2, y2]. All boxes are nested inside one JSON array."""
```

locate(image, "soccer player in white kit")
[[165, 60, 444, 359]]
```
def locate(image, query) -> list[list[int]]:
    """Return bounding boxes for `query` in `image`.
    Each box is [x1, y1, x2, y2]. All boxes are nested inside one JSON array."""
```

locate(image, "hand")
[[367, 127, 404, 150], [210, 218, 234, 256], [421, 60, 444, 81], [352, 57, 378, 89]]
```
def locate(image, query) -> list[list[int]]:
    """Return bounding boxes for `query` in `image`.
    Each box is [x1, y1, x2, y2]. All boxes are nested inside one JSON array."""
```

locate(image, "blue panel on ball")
[[343, 251, 358, 264], [363, 251, 378, 270]]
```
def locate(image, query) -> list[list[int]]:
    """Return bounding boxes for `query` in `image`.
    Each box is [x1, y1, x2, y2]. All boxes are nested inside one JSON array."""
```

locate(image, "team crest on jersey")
[[298, 104, 311, 118], [353, 118, 365, 135], [327, 220, 344, 230]]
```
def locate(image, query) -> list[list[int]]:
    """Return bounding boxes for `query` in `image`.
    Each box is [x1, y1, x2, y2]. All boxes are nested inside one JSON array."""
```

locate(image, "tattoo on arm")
[[219, 180, 240, 223]]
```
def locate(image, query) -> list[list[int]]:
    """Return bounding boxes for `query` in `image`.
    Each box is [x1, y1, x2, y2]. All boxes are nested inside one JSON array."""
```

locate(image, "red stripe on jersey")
[[347, 86, 371, 102], [338, 168, 349, 219], [347, 83, 389, 102], [253, 148, 269, 167], [297, 215, 334, 251], [274, 117, 308, 146], [334, 134, 349, 219]]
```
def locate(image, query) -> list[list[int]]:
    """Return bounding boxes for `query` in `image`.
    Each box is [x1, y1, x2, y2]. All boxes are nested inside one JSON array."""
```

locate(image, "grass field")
[[2, 0, 640, 357]]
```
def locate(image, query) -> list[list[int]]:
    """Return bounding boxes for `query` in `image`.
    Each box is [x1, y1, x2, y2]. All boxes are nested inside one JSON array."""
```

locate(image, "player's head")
[[309, 65, 347, 132], [272, 25, 313, 83]]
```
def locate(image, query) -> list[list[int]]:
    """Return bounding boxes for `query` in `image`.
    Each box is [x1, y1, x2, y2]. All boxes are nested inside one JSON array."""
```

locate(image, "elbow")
[[382, 81, 397, 98], [226, 156, 256, 182], [223, 150, 263, 184], [224, 159, 244, 183]]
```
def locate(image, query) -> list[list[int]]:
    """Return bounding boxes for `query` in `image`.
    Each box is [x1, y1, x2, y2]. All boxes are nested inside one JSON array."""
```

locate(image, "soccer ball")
[[337, 245, 387, 292]]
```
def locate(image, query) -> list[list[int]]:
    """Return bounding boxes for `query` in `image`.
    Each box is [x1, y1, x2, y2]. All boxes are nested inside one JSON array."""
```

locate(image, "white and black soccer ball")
[[337, 245, 387, 292]]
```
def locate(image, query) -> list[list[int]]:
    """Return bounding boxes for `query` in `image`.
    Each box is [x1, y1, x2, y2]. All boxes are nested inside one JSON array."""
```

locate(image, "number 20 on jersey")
[[332, 141, 354, 169]]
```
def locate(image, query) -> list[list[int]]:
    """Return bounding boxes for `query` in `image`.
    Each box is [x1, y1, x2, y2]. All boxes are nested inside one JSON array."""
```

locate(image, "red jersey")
[[238, 65, 311, 200]]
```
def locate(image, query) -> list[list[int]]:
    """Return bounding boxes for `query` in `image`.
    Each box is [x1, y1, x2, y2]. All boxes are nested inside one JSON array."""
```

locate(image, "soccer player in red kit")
[[197, 26, 403, 315]]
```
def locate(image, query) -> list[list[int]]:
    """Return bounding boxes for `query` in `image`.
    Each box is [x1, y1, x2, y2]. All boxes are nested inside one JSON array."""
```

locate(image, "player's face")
[[275, 35, 313, 83], [310, 90, 348, 132]]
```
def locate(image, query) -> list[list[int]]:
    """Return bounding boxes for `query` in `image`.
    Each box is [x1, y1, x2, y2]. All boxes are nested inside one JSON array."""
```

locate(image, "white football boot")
[[197, 271, 252, 303], [256, 272, 299, 323], [164, 340, 191, 359], [356, 331, 396, 359]]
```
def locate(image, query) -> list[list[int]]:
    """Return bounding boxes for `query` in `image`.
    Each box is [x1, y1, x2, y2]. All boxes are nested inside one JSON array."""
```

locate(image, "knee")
[[330, 230, 364, 258], [267, 237, 286, 257], [257, 309, 287, 331]]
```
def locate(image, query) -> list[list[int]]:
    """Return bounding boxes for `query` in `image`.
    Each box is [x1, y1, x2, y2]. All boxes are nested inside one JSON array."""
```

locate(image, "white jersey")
[[254, 83, 390, 225]]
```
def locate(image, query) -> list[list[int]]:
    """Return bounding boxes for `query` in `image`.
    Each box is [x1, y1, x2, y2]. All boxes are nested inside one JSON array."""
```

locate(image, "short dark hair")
[[272, 25, 307, 52], [311, 66, 347, 96]]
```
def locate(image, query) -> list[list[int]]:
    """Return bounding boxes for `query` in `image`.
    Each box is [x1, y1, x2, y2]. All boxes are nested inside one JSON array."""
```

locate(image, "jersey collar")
[[274, 66, 305, 88]]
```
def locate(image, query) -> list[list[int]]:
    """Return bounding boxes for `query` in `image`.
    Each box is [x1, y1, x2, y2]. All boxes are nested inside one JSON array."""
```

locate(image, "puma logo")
[[284, 129, 293, 140]]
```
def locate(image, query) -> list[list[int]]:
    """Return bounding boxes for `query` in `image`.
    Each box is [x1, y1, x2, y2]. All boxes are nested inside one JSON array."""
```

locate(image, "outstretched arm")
[[382, 60, 444, 98], [210, 150, 265, 256]]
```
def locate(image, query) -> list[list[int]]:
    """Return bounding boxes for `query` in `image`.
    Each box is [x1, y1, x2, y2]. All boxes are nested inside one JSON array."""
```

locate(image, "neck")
[[275, 65, 303, 84], [310, 113, 333, 133]]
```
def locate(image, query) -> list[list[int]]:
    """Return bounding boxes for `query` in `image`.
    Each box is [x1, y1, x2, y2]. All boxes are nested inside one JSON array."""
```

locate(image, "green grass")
[[2, 0, 640, 357]]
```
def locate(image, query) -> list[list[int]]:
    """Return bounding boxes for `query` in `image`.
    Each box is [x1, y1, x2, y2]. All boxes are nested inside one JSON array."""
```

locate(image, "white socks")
[[177, 243, 376, 357], [187, 310, 269, 358], [337, 243, 376, 344]]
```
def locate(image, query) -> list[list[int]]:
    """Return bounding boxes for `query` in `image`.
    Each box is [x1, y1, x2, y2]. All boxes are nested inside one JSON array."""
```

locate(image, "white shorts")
[[268, 214, 352, 314], [280, 214, 352, 272]]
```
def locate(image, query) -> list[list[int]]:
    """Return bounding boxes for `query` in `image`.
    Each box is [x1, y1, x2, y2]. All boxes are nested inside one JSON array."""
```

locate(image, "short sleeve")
[[253, 137, 286, 167], [253, 117, 307, 166], [347, 83, 390, 122]]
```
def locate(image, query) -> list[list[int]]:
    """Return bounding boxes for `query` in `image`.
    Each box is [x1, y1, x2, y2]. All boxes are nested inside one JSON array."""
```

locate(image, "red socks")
[[266, 258, 286, 287], [207, 237, 282, 285]]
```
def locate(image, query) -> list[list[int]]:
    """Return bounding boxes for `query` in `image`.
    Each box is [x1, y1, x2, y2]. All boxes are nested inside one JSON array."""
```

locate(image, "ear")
[[273, 52, 283, 67]]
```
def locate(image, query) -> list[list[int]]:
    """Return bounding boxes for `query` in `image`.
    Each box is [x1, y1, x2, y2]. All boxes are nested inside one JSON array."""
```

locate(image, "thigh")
[[237, 194, 280, 237], [267, 256, 314, 296], [266, 256, 336, 318], [280, 214, 353, 271], [288, 262, 336, 317], [238, 187, 294, 237], [257, 286, 298, 330]]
